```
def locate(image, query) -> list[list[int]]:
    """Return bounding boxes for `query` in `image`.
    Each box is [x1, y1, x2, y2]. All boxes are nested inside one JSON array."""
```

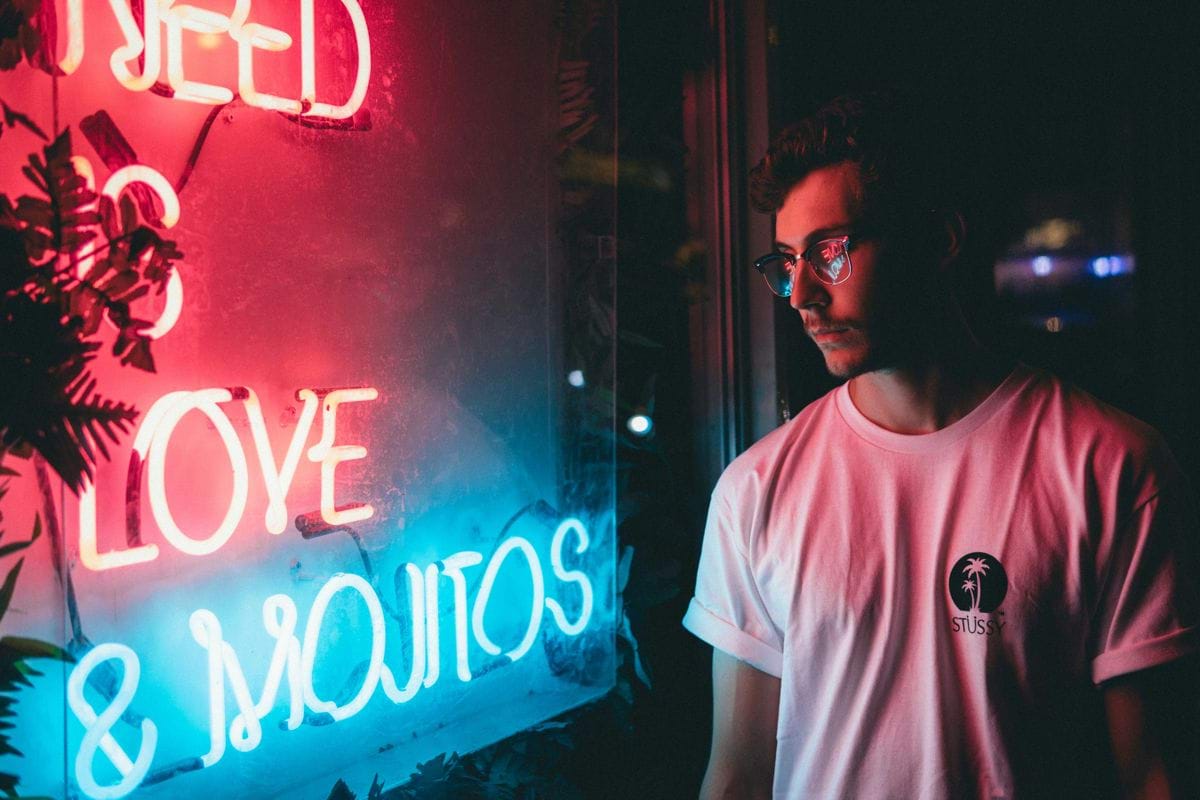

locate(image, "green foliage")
[[0, 0, 41, 74], [1, 126, 182, 492], [0, 102, 45, 145], [364, 676, 638, 799], [0, 471, 73, 799], [389, 754, 487, 800], [0, 106, 170, 796], [324, 775, 383, 800]]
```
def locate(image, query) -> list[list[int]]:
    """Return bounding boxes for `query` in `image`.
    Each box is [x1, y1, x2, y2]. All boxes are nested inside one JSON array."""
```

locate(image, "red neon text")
[[63, 0, 371, 118], [79, 385, 379, 571]]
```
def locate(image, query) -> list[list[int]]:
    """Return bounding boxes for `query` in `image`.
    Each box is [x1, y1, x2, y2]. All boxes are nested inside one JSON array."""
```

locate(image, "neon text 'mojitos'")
[[68, 519, 596, 799]]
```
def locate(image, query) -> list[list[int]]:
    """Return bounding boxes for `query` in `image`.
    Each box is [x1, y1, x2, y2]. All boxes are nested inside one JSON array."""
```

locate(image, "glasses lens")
[[755, 253, 795, 296], [812, 239, 851, 284]]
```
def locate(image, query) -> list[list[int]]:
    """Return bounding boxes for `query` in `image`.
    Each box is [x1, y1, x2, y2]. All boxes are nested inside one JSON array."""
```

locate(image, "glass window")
[[0, 0, 615, 796]]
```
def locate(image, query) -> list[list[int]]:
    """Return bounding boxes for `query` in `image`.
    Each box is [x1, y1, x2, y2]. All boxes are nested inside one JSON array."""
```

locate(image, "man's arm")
[[1103, 656, 1200, 800], [699, 648, 781, 800]]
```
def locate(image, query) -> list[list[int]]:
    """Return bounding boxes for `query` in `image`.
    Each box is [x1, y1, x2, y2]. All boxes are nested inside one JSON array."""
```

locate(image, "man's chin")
[[821, 348, 874, 380], [823, 358, 866, 381]]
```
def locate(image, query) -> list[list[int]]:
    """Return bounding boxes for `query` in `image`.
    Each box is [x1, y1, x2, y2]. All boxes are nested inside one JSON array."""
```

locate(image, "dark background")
[[613, 2, 1200, 797], [768, 2, 1200, 480]]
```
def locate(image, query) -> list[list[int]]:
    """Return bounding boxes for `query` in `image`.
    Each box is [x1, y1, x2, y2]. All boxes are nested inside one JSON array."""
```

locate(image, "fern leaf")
[[0, 560, 23, 623], [0, 638, 70, 663]]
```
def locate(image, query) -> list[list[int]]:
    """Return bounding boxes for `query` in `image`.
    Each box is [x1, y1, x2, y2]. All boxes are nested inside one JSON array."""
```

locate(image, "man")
[[682, 91, 1199, 799]]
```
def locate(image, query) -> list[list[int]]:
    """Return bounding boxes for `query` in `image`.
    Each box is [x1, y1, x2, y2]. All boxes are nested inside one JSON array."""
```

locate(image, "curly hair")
[[748, 89, 963, 218], [749, 89, 1004, 336]]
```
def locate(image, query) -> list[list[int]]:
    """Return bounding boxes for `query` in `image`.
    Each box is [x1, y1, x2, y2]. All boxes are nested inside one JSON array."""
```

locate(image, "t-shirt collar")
[[834, 362, 1036, 453]]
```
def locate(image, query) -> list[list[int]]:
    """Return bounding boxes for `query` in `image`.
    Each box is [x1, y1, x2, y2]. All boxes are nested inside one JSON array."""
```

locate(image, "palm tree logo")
[[962, 557, 990, 613], [948, 552, 1008, 613], [961, 578, 978, 612]]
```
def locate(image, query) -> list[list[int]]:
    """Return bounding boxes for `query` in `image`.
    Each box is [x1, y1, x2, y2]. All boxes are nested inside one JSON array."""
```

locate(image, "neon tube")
[[319, 442, 371, 524], [190, 609, 227, 767], [101, 165, 184, 340], [78, 388, 189, 572], [301, 573, 385, 722], [306, 387, 378, 526], [300, 0, 315, 110], [220, 642, 263, 753], [302, 0, 371, 119], [235, 25, 303, 113], [68, 643, 158, 799], [58, 0, 85, 75], [379, 563, 425, 703], [472, 537, 545, 663], [224, 595, 303, 751], [192, 596, 306, 765], [147, 389, 249, 557], [229, 0, 302, 114], [120, 389, 191, 558], [241, 388, 319, 534], [545, 518, 594, 635], [101, 164, 181, 227], [71, 156, 97, 281], [108, 0, 161, 92], [162, 3, 235, 105], [422, 563, 440, 688], [169, 3, 231, 32], [132, 392, 190, 462], [440, 551, 483, 682], [67, 535, 598, 796], [261, 594, 306, 731], [78, 477, 159, 572], [70, 156, 95, 189]]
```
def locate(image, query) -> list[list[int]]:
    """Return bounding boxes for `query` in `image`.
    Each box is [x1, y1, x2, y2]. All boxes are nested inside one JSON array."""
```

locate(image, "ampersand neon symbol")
[[67, 643, 158, 800]]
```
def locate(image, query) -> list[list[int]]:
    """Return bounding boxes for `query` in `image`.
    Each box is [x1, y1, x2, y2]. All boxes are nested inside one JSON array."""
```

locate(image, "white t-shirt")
[[683, 363, 1199, 799]]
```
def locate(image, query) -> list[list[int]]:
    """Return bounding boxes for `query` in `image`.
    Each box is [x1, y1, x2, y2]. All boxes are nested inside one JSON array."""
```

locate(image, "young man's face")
[[775, 161, 925, 380]]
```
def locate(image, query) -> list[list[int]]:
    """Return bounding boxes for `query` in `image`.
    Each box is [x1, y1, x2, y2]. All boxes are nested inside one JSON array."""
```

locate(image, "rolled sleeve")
[[1092, 626, 1199, 684], [683, 477, 785, 677], [683, 597, 784, 677], [1090, 458, 1200, 684]]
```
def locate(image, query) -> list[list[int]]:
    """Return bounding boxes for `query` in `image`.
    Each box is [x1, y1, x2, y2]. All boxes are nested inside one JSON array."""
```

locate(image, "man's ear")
[[937, 209, 967, 269]]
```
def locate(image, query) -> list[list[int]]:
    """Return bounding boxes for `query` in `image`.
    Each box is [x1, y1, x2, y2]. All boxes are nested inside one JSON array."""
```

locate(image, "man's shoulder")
[[714, 384, 842, 501], [1017, 365, 1178, 492], [1023, 365, 1162, 448]]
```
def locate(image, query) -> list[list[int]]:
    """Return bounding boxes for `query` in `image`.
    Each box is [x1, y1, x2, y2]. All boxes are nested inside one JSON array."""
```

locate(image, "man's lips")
[[807, 326, 853, 344]]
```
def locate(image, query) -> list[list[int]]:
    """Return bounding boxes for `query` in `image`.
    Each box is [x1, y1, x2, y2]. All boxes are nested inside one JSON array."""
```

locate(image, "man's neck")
[[846, 329, 1013, 436]]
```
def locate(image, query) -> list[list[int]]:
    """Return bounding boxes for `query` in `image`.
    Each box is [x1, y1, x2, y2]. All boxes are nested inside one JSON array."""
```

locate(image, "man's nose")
[[788, 263, 830, 312]]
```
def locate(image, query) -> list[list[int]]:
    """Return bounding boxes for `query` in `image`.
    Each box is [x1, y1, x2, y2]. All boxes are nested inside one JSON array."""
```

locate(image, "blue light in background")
[[626, 415, 652, 436], [1089, 255, 1133, 277], [1032, 256, 1053, 277], [567, 370, 585, 388]]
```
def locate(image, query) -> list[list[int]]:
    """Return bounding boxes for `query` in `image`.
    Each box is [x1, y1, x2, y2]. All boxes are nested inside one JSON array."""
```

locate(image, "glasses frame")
[[753, 234, 854, 297]]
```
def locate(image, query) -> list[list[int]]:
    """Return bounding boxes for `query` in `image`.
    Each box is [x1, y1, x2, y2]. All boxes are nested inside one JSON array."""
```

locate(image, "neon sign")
[[6, 5, 615, 797], [68, 522, 595, 798], [60, 0, 371, 118], [56, 195, 602, 796], [65, 165, 377, 567], [38, 149, 607, 795], [78, 382, 382, 568]]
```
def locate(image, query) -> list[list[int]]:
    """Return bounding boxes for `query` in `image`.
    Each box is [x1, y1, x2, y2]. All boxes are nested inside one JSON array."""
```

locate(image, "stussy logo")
[[948, 552, 1008, 635]]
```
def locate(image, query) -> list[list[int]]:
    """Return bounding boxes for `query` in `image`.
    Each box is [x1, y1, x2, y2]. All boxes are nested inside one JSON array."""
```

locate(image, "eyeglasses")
[[753, 235, 854, 297]]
